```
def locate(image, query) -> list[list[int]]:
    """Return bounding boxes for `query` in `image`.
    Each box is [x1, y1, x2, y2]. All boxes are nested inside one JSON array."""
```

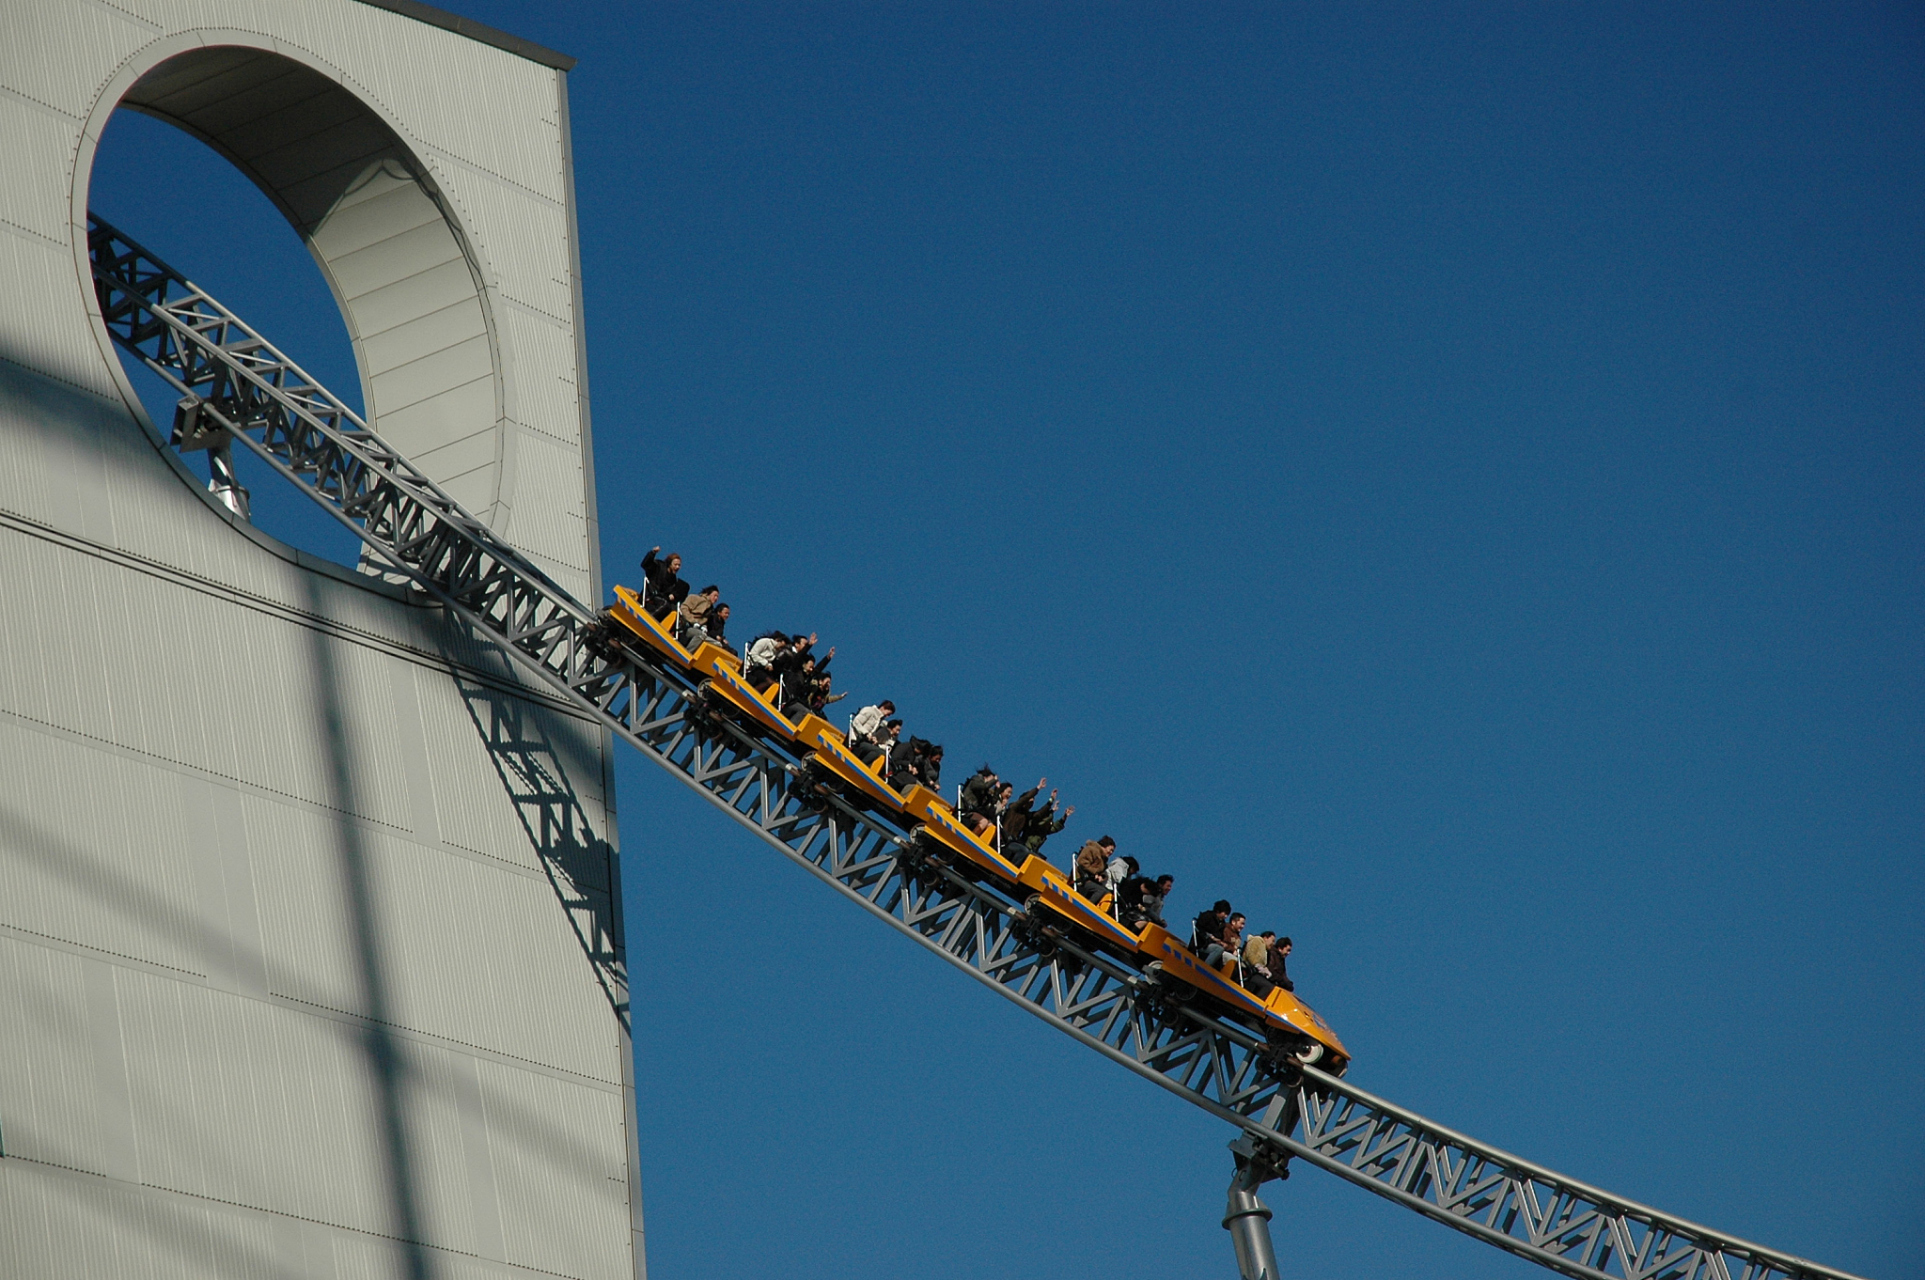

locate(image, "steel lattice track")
[[85, 213, 1867, 1280]]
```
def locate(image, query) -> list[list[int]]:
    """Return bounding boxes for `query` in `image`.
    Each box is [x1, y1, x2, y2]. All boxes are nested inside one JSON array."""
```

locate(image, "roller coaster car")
[[1262, 986, 1349, 1076], [1015, 857, 1143, 958], [610, 585, 693, 667], [687, 641, 742, 678], [793, 716, 907, 813], [612, 582, 1351, 1074], [609, 589, 793, 739], [1132, 923, 1349, 1074], [903, 789, 1027, 884], [703, 660, 797, 738]]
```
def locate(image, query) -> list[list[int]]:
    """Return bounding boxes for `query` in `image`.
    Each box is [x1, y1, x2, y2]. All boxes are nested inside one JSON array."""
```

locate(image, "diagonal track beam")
[[85, 213, 1867, 1280]]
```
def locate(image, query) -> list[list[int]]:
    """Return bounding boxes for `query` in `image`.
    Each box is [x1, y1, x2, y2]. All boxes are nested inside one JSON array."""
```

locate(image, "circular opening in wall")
[[91, 107, 370, 571], [86, 45, 505, 584]]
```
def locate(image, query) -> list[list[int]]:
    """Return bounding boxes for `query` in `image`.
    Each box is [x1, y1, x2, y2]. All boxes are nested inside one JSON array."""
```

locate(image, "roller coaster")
[[87, 212, 1868, 1280], [604, 582, 1350, 1074]]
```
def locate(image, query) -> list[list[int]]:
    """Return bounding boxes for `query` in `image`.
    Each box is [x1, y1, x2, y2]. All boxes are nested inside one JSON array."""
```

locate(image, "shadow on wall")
[[0, 342, 623, 1029], [0, 346, 627, 1271], [454, 675, 629, 1033], [0, 795, 631, 1272], [300, 572, 433, 1280]]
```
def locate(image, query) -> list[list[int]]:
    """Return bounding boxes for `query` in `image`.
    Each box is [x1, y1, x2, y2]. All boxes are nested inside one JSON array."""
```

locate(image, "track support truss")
[[85, 214, 1866, 1280]]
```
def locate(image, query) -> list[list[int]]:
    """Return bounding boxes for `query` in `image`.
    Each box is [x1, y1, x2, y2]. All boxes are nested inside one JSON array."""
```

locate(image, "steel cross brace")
[[85, 214, 1868, 1280]]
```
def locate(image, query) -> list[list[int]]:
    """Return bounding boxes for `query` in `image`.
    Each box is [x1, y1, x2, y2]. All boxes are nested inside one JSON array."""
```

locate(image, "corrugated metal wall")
[[0, 4, 639, 1277]]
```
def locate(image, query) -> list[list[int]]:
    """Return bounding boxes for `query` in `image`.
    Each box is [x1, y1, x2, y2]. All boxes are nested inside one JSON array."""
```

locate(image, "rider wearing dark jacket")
[[641, 547, 688, 620], [1270, 936, 1295, 993], [1193, 900, 1232, 951], [959, 767, 1000, 819], [1022, 796, 1071, 853], [1003, 783, 1043, 846], [889, 738, 944, 794], [1124, 874, 1173, 928]]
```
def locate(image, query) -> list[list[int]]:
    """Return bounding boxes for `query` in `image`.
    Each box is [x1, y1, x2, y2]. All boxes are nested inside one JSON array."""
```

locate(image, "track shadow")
[[451, 671, 629, 1034], [1, 337, 634, 1272], [1, 342, 630, 1034]]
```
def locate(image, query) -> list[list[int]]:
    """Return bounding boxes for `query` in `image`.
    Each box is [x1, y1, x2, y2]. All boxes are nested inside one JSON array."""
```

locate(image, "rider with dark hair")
[[745, 630, 789, 692], [1193, 899, 1232, 952], [1074, 835, 1117, 898], [641, 546, 688, 620]]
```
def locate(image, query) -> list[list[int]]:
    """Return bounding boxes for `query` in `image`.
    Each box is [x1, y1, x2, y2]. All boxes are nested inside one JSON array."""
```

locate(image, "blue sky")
[[90, 4, 1922, 1278]]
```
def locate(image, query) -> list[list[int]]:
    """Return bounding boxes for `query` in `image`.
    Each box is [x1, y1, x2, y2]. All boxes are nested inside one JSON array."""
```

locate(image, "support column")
[[172, 396, 250, 518], [1223, 1135, 1289, 1280], [207, 438, 251, 518]]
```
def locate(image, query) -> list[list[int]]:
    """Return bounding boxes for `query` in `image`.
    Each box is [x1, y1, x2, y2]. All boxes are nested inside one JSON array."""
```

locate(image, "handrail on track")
[[83, 211, 1870, 1280]]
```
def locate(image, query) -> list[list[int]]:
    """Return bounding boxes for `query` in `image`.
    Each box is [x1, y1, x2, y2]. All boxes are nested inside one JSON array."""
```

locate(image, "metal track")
[[86, 213, 1867, 1280]]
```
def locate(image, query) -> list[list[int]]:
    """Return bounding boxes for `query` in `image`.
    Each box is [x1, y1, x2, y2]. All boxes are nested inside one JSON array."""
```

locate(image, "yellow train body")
[[707, 661, 796, 737], [611, 584, 691, 666], [915, 795, 1027, 882], [798, 717, 908, 812], [1015, 856, 1142, 953], [608, 580, 1351, 1074], [1263, 986, 1348, 1063]]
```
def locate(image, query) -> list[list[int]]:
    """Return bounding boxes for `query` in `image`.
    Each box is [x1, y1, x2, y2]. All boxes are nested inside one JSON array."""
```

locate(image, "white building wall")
[[0, 3, 639, 1277]]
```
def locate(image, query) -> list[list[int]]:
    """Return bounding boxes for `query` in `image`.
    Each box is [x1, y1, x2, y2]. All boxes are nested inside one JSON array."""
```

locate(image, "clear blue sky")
[[91, 4, 1921, 1278]]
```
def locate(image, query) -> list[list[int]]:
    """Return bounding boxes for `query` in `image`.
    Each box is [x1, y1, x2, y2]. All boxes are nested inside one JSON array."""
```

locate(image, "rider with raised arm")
[[1021, 790, 1073, 854], [641, 546, 688, 620]]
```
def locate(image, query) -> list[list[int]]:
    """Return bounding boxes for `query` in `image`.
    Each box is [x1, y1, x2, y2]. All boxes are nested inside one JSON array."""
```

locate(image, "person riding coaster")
[[1134, 919, 1347, 1072], [606, 573, 1347, 1073], [896, 799, 1345, 1069]]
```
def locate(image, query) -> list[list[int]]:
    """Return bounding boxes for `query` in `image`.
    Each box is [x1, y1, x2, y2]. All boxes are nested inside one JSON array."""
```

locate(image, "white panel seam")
[[374, 365, 492, 418], [495, 292, 574, 335], [418, 457, 496, 487], [75, 0, 162, 34], [495, 288, 570, 328], [419, 142, 564, 211], [0, 216, 72, 252], [0, 1148, 618, 1272], [0, 708, 588, 888], [0, 348, 118, 403], [506, 418, 584, 452], [0, 921, 201, 980], [357, 293, 483, 346], [0, 697, 411, 826], [340, 251, 472, 307], [0, 82, 83, 122]]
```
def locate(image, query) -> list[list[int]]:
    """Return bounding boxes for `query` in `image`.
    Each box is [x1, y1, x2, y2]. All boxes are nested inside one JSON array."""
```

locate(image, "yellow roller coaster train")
[[607, 584, 1350, 1074]]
